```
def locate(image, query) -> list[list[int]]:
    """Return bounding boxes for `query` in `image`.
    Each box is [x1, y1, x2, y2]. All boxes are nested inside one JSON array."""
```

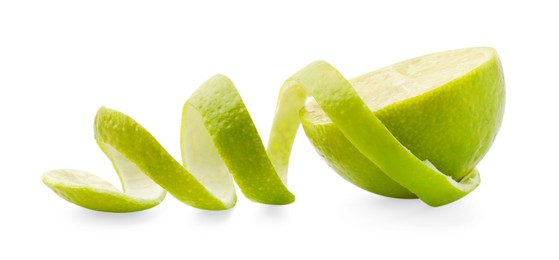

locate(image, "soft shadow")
[[190, 208, 235, 225], [70, 206, 163, 226], [412, 199, 479, 227], [344, 193, 479, 227], [257, 204, 289, 219]]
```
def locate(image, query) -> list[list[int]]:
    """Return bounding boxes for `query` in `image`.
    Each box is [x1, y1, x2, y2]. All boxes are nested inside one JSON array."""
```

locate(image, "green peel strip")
[[42, 61, 479, 212]]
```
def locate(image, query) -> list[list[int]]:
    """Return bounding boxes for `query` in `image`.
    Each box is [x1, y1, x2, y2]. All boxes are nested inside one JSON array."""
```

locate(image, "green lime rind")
[[94, 107, 230, 210], [43, 107, 230, 212], [288, 61, 479, 206], [183, 75, 294, 205], [43, 75, 296, 212]]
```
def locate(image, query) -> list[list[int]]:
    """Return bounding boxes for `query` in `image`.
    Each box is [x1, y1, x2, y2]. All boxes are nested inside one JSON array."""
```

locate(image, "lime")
[[300, 47, 505, 201], [42, 47, 504, 211]]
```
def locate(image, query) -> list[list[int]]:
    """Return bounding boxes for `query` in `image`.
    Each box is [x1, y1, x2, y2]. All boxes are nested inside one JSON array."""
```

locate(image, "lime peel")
[[42, 47, 504, 212]]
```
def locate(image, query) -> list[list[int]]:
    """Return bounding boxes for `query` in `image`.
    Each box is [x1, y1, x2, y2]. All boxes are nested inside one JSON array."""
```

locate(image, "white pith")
[[181, 105, 236, 207], [102, 144, 165, 200], [304, 47, 494, 123]]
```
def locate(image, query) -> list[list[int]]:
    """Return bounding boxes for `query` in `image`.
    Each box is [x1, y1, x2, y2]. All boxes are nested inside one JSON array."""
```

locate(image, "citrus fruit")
[[300, 47, 505, 201], [42, 47, 505, 211]]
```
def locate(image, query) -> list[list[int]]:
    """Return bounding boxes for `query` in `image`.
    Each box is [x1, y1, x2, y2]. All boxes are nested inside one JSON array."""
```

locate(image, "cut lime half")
[[300, 47, 505, 200]]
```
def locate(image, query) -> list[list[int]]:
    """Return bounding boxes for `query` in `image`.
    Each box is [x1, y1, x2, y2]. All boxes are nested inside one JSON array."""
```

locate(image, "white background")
[[1, 0, 557, 259]]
